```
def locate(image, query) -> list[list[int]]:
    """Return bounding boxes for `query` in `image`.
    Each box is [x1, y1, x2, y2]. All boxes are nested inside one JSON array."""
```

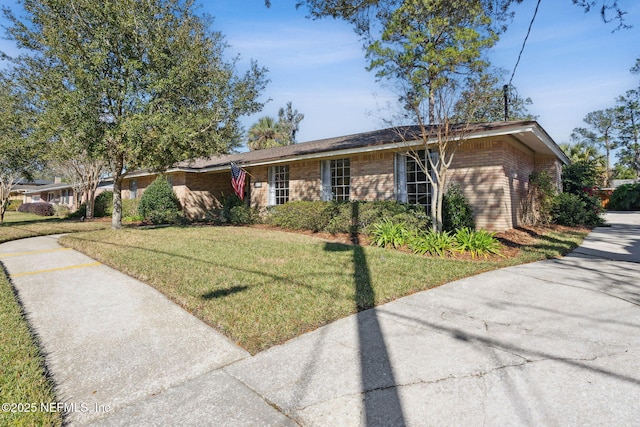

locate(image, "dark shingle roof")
[[171, 121, 537, 172]]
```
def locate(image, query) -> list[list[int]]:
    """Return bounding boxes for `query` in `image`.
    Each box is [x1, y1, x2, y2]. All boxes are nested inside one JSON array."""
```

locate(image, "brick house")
[[22, 178, 76, 209], [121, 121, 569, 231]]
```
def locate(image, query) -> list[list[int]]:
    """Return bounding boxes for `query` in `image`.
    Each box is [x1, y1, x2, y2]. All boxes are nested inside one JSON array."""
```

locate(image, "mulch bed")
[[250, 223, 591, 261]]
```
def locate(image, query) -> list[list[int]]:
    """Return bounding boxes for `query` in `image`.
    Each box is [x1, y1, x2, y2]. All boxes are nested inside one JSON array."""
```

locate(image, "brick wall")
[[351, 152, 396, 201], [182, 171, 233, 219], [119, 136, 559, 231]]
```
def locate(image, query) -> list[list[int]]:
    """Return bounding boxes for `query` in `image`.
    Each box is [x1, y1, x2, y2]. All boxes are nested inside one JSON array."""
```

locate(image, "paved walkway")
[[1, 212, 639, 426]]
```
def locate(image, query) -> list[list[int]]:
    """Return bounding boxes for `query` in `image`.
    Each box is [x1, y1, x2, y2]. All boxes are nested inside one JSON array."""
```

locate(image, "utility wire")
[[509, 0, 542, 87]]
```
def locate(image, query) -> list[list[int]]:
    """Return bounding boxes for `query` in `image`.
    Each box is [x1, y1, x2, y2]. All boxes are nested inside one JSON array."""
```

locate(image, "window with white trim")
[[321, 158, 350, 201], [130, 180, 137, 199], [269, 165, 289, 205], [395, 150, 435, 209]]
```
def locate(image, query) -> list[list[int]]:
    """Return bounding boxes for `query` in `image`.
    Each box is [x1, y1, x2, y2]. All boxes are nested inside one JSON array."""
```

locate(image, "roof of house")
[[125, 120, 569, 177], [22, 182, 75, 194]]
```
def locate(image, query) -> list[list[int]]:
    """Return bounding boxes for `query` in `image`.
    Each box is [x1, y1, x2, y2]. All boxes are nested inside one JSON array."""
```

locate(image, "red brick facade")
[[122, 134, 564, 231]]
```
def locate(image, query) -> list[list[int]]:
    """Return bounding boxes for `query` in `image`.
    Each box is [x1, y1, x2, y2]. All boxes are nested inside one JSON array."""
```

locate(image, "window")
[[130, 180, 137, 199], [269, 165, 289, 205], [48, 192, 55, 203], [321, 158, 350, 201], [61, 189, 68, 204], [395, 150, 435, 209]]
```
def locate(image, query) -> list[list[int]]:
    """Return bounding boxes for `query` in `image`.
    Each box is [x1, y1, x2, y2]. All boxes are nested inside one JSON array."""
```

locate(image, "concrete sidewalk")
[[2, 213, 639, 426]]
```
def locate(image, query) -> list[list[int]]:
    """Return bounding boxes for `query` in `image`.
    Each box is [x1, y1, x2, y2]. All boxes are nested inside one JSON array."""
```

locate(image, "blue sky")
[[1, 0, 639, 149]]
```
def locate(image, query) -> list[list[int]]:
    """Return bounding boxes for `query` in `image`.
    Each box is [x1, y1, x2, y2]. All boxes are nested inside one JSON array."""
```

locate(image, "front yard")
[[60, 225, 588, 354], [0, 211, 110, 243]]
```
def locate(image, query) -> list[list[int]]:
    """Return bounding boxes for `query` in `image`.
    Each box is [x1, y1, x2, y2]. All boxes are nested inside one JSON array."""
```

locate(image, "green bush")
[[551, 193, 588, 226], [268, 201, 336, 232], [122, 198, 142, 221], [93, 191, 113, 217], [266, 200, 430, 236], [608, 183, 640, 210], [7, 199, 22, 211], [53, 204, 70, 218], [354, 201, 430, 235], [370, 219, 410, 249], [562, 160, 601, 194], [409, 230, 456, 257], [228, 205, 260, 225], [138, 176, 182, 224], [454, 228, 502, 258], [526, 171, 557, 224], [442, 185, 474, 232]]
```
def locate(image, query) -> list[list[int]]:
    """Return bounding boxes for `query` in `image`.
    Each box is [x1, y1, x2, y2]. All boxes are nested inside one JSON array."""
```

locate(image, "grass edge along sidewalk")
[[0, 214, 110, 426], [0, 270, 63, 427], [60, 225, 588, 355]]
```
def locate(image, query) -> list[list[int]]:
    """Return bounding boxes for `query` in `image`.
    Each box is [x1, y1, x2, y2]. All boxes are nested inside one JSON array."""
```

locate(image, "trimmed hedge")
[[267, 200, 430, 235], [17, 203, 55, 217]]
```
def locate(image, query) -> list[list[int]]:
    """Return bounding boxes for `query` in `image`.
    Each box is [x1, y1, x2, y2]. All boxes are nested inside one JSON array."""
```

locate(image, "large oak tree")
[[3, 0, 269, 228]]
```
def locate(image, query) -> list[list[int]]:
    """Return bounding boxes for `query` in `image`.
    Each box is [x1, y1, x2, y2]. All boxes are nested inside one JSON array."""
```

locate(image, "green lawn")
[[0, 212, 110, 243], [0, 272, 62, 427], [60, 225, 587, 354]]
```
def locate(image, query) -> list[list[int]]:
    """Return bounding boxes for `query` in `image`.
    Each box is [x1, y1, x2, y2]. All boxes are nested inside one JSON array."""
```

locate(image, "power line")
[[509, 0, 542, 87]]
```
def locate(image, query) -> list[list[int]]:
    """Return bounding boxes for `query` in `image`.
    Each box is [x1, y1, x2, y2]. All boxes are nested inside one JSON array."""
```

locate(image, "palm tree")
[[247, 116, 291, 150]]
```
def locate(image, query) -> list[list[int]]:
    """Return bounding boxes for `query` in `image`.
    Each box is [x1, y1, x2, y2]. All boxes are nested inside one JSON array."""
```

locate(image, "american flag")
[[230, 162, 246, 200]]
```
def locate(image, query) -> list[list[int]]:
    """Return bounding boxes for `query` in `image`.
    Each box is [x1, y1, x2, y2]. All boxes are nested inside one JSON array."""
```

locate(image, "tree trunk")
[[112, 176, 123, 229], [86, 188, 96, 219], [85, 189, 93, 219], [111, 153, 124, 230]]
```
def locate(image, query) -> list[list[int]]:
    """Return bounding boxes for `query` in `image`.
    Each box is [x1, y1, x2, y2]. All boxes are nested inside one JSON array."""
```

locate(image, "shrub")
[[409, 230, 456, 257], [454, 228, 502, 258], [355, 201, 430, 235], [7, 199, 22, 211], [266, 200, 431, 236], [93, 191, 113, 217], [18, 203, 55, 216], [54, 204, 70, 218], [608, 183, 640, 210], [138, 176, 182, 224], [228, 205, 260, 225], [267, 201, 335, 232], [563, 160, 601, 194], [442, 185, 474, 232], [122, 199, 142, 221], [525, 171, 557, 225], [370, 219, 410, 249], [555, 160, 604, 227], [551, 193, 587, 226]]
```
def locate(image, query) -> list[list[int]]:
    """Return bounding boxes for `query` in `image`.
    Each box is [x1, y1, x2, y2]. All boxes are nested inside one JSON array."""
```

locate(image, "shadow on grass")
[[201, 285, 248, 299]]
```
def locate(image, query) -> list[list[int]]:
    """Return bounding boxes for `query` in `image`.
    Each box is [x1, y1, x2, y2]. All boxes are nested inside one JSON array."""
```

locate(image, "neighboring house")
[[122, 121, 569, 231], [22, 178, 76, 209]]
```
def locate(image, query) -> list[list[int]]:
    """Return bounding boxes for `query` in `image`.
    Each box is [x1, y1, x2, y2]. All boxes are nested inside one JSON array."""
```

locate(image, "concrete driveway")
[[1, 212, 639, 426]]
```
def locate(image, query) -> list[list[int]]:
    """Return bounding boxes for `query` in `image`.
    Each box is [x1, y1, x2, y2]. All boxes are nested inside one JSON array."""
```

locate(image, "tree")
[[247, 116, 291, 150], [453, 70, 536, 123], [49, 152, 106, 218], [337, 0, 498, 231], [277, 101, 304, 143], [4, 0, 268, 229], [0, 74, 41, 224], [560, 141, 605, 163], [615, 89, 640, 178], [571, 108, 617, 186]]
